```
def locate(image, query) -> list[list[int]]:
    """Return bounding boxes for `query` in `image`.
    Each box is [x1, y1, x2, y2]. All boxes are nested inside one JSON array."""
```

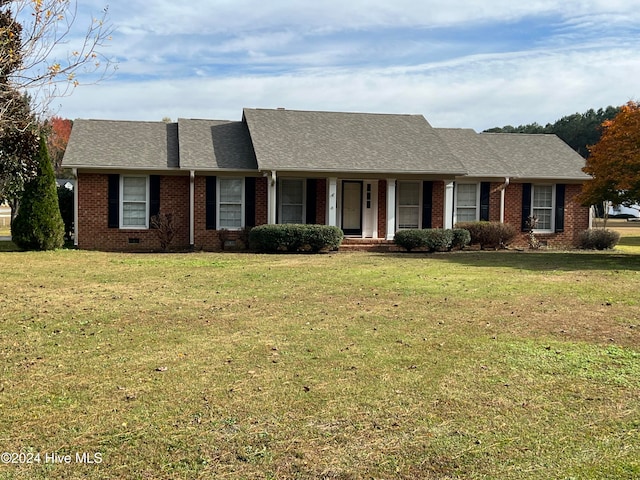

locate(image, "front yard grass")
[[0, 249, 639, 479]]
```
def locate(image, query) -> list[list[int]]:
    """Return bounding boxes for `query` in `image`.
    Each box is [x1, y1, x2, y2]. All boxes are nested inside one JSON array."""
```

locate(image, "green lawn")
[[0, 249, 639, 479]]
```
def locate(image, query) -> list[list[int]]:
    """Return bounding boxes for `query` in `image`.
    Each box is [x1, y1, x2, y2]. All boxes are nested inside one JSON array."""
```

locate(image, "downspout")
[[72, 168, 78, 247], [499, 177, 510, 223], [189, 170, 195, 249], [267, 170, 277, 224]]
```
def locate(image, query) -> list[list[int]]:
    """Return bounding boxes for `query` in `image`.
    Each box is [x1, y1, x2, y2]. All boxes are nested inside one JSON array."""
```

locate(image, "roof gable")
[[63, 119, 179, 170], [243, 108, 466, 174], [178, 118, 257, 170]]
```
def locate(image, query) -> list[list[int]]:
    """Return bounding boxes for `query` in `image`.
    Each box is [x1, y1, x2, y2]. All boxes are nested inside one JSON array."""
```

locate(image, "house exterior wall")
[[75, 173, 590, 251], [377, 180, 387, 239], [489, 183, 503, 223], [76, 173, 190, 251], [504, 182, 590, 248], [431, 181, 445, 228]]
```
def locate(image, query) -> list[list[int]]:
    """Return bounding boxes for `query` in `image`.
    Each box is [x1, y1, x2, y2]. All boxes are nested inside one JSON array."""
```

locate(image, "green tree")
[[484, 106, 620, 158], [1, 0, 114, 201], [11, 134, 64, 250]]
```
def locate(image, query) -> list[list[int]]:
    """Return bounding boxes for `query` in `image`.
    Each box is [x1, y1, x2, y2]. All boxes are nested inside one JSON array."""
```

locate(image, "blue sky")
[[56, 0, 640, 131]]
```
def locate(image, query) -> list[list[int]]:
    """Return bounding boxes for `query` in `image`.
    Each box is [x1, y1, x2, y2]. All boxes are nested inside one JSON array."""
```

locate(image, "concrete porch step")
[[339, 238, 398, 252]]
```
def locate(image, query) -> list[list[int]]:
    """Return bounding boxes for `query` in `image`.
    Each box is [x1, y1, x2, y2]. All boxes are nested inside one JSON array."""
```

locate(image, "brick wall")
[[377, 180, 387, 238], [77, 173, 190, 251], [431, 181, 445, 228], [504, 183, 590, 248]]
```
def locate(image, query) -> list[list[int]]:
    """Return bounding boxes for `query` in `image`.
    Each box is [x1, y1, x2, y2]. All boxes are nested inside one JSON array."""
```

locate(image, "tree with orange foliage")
[[46, 115, 72, 174], [580, 101, 640, 208]]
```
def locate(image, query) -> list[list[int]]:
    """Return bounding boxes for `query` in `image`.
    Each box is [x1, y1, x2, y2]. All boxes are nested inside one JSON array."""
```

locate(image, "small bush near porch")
[[249, 224, 343, 253], [394, 228, 471, 252]]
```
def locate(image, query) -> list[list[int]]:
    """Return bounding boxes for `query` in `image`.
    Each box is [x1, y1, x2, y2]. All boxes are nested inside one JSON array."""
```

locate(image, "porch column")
[[327, 177, 337, 226], [268, 171, 277, 224], [72, 168, 78, 246], [444, 181, 454, 229], [189, 170, 195, 248], [386, 178, 396, 239]]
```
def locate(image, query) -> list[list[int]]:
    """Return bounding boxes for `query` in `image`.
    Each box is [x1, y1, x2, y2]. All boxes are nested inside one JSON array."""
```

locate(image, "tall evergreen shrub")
[[12, 135, 65, 250]]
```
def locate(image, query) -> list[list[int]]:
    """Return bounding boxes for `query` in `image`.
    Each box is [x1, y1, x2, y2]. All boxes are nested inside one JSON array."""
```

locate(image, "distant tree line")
[[483, 106, 621, 158]]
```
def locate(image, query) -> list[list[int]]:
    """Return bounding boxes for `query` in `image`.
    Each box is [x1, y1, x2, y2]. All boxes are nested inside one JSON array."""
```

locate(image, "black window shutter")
[[306, 179, 317, 224], [149, 175, 161, 226], [206, 176, 217, 230], [245, 177, 256, 228], [480, 182, 491, 221], [422, 181, 433, 228], [555, 184, 565, 233], [521, 183, 532, 232], [108, 174, 119, 228]]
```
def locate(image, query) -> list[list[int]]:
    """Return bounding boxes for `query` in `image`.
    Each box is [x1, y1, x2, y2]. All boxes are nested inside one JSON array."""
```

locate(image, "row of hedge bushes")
[[239, 222, 620, 254], [393, 228, 471, 252], [248, 224, 344, 253]]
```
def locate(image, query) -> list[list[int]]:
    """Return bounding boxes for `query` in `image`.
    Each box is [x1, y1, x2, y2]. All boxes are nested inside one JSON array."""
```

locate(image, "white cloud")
[[54, 1, 640, 131]]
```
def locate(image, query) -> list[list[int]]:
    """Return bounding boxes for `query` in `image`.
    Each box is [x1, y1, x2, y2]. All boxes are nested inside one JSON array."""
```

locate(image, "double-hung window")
[[455, 183, 478, 222], [218, 178, 244, 229], [120, 176, 149, 228], [532, 184, 553, 231], [397, 181, 420, 229], [279, 179, 305, 224]]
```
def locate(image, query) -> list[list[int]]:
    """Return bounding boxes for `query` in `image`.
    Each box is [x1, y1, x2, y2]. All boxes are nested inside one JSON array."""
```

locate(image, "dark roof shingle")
[[243, 108, 466, 174], [63, 119, 179, 169]]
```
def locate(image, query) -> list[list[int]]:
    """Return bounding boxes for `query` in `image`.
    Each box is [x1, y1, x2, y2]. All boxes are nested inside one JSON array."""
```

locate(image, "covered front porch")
[[263, 172, 456, 239]]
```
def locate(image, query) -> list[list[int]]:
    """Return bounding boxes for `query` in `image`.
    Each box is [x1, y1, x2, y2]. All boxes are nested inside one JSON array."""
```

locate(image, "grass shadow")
[[429, 249, 640, 272]]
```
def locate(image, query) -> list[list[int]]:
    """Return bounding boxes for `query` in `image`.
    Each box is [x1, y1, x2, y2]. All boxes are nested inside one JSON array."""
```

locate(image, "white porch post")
[[444, 181, 454, 229], [189, 170, 195, 248], [499, 177, 510, 223], [386, 178, 396, 239], [72, 168, 78, 246], [327, 177, 338, 226], [268, 171, 277, 224]]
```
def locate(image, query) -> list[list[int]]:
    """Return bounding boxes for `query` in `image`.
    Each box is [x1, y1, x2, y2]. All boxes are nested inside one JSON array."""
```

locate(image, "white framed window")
[[532, 184, 554, 231], [455, 183, 479, 223], [218, 177, 244, 229], [120, 175, 149, 229], [279, 179, 305, 224], [397, 181, 420, 229]]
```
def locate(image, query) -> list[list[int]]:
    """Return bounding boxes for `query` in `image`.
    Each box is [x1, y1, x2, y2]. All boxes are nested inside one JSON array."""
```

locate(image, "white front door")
[[362, 181, 378, 238]]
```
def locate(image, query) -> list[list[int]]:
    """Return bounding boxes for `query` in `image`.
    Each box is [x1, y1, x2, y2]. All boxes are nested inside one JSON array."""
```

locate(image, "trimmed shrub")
[[451, 228, 471, 250], [394, 229, 456, 252], [249, 224, 343, 253], [578, 229, 620, 250], [393, 229, 426, 252], [455, 221, 517, 249], [12, 136, 65, 251], [423, 229, 454, 251]]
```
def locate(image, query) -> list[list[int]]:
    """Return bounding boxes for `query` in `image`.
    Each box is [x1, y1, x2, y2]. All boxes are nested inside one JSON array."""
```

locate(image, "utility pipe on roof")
[[499, 177, 510, 223]]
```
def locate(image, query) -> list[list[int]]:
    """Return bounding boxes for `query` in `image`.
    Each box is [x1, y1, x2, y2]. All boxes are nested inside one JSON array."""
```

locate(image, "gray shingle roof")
[[435, 128, 512, 177], [63, 110, 589, 181], [480, 133, 589, 180], [63, 119, 179, 169], [243, 108, 466, 174], [178, 119, 257, 170]]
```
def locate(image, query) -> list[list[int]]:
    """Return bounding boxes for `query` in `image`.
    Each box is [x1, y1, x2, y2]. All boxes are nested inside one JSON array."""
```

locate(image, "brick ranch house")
[[62, 108, 591, 251]]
